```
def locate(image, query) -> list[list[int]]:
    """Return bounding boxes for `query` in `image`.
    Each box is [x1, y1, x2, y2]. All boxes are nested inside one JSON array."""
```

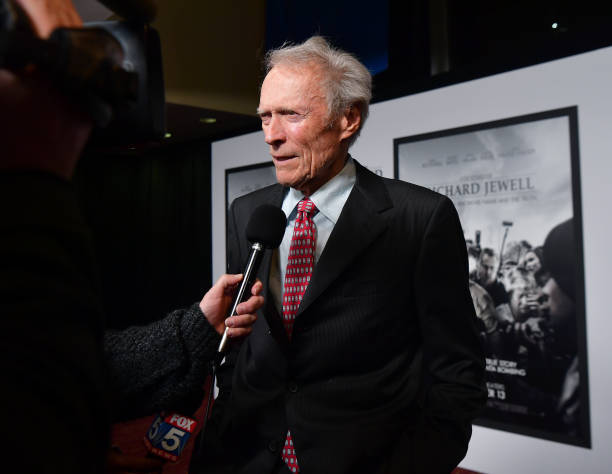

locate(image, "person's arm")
[[104, 274, 262, 420], [393, 196, 486, 474], [104, 304, 218, 420]]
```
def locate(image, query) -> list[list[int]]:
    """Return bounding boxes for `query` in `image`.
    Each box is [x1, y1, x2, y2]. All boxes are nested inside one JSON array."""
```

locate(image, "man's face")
[[541, 277, 574, 328], [258, 64, 356, 196], [477, 254, 498, 286]]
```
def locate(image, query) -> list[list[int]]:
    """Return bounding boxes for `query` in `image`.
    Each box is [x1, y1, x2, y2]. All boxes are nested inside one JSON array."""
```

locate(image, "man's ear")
[[340, 104, 361, 141]]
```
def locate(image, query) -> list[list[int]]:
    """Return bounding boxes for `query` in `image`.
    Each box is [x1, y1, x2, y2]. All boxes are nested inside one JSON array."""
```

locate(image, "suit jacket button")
[[268, 440, 279, 452], [288, 381, 298, 393]]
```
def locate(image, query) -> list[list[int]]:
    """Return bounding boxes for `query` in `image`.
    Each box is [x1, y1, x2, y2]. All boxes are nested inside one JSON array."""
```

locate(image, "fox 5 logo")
[[146, 413, 196, 458]]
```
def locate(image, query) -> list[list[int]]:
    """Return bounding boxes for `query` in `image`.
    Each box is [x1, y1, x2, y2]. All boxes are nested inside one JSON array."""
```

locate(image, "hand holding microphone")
[[199, 202, 288, 345], [199, 273, 264, 339]]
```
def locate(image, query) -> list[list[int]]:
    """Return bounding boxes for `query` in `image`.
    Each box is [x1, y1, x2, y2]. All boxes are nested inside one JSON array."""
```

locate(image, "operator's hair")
[[264, 36, 372, 147]]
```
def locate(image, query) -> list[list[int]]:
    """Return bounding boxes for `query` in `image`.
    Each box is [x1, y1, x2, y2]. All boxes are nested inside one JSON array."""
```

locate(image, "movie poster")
[[225, 162, 276, 209], [394, 107, 590, 447]]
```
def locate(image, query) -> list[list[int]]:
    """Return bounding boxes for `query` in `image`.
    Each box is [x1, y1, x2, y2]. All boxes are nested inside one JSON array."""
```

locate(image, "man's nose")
[[264, 115, 285, 145]]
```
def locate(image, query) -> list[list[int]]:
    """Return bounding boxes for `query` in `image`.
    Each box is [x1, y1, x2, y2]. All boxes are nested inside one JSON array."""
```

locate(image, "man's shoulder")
[[354, 159, 444, 207], [367, 170, 449, 212], [383, 175, 441, 200]]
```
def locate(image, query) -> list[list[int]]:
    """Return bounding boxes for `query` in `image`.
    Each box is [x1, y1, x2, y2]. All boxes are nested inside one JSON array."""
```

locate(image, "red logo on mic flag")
[[166, 413, 197, 433]]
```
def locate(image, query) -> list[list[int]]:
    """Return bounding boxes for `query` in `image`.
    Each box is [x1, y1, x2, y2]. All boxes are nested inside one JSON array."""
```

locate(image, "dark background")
[[76, 0, 612, 330]]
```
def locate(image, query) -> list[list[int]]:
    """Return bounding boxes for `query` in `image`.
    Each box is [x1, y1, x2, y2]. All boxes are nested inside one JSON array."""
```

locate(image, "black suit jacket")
[[208, 160, 485, 474]]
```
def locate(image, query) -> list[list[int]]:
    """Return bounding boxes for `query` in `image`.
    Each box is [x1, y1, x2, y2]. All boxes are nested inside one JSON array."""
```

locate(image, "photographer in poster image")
[[466, 219, 580, 435], [539, 218, 581, 435], [474, 248, 509, 308]]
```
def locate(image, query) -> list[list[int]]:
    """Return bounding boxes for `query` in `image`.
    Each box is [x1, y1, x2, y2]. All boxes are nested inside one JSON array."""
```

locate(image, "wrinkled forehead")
[[259, 63, 328, 108], [267, 60, 327, 85]]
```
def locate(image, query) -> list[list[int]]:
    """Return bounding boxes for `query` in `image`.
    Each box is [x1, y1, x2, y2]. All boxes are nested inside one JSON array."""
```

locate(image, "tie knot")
[[297, 198, 317, 217]]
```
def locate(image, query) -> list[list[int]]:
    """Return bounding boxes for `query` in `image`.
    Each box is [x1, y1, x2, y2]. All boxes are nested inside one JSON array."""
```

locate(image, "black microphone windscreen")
[[245, 205, 286, 249]]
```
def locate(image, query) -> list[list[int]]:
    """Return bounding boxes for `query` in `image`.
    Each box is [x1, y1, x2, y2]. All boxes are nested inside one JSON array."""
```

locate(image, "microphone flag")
[[144, 412, 198, 462]]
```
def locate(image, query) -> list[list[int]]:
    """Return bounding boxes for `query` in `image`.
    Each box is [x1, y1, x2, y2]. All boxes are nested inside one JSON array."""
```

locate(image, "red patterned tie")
[[281, 197, 317, 473]]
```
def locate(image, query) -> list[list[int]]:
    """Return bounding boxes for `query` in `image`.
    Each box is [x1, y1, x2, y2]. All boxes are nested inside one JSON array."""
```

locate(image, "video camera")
[[0, 0, 164, 145]]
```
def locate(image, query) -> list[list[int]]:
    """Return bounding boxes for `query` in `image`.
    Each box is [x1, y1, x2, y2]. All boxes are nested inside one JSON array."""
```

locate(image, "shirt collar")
[[282, 156, 356, 224]]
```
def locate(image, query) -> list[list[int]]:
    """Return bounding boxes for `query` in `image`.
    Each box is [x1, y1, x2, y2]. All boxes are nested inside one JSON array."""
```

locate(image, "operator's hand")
[[199, 274, 263, 337], [15, 0, 82, 38]]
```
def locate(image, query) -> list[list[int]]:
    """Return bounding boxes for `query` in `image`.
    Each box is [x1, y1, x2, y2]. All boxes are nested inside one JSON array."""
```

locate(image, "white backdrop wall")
[[211, 47, 612, 473]]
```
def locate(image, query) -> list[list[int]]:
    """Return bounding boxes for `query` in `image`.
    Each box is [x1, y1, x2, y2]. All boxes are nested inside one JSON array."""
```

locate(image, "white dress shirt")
[[269, 156, 357, 314]]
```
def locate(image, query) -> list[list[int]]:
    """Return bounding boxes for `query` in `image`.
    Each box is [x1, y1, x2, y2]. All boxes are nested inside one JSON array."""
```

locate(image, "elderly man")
[[200, 36, 485, 474]]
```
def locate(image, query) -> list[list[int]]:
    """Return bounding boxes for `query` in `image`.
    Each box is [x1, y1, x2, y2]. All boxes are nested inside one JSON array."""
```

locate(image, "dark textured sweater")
[[104, 302, 221, 421]]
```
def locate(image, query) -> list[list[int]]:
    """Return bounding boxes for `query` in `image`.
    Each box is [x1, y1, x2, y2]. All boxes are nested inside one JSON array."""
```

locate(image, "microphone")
[[217, 204, 286, 353]]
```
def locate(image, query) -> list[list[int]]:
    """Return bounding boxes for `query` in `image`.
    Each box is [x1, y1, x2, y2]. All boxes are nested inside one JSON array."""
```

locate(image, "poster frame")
[[393, 106, 590, 447]]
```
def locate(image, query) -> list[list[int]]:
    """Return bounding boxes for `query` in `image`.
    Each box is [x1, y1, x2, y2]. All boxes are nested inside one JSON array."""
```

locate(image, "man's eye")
[[286, 111, 303, 121]]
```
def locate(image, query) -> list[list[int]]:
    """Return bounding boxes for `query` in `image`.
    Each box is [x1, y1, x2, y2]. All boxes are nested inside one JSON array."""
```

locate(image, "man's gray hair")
[[264, 36, 372, 147]]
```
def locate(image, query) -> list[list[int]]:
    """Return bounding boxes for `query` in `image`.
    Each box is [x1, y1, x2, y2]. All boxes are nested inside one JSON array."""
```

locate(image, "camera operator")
[[1, 1, 263, 472], [0, 0, 106, 471]]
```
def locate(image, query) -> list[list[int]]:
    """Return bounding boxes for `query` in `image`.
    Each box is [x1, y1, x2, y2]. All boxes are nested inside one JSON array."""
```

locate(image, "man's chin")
[[275, 172, 306, 192], [276, 176, 297, 189]]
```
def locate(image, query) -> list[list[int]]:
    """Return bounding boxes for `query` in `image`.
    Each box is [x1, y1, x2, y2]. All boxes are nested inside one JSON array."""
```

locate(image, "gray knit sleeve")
[[104, 302, 221, 420]]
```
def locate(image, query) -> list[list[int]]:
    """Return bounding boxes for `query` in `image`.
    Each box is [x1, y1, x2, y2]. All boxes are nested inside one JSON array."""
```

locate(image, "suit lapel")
[[298, 161, 393, 315]]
